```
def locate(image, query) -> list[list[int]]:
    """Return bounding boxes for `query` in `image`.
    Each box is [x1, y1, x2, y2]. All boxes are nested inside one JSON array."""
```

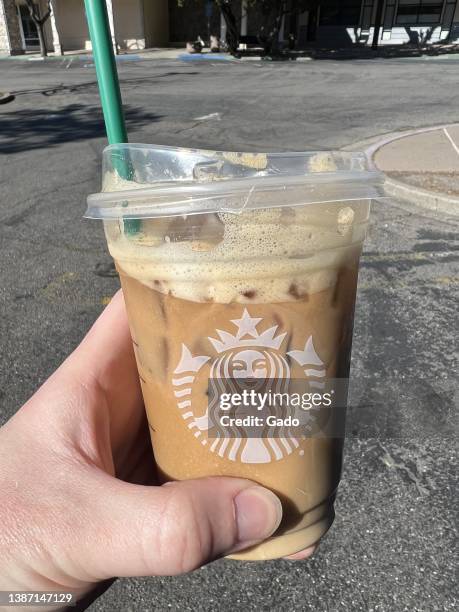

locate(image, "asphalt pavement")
[[0, 55, 457, 612]]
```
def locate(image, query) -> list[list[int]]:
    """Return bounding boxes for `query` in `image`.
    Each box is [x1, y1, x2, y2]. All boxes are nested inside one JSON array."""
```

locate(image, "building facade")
[[1, 0, 458, 56], [312, 0, 459, 47], [170, 0, 459, 48], [0, 0, 168, 55]]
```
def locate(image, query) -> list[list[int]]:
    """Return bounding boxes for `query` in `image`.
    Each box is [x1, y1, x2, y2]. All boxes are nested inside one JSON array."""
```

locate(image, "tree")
[[219, 0, 321, 55], [219, 0, 240, 54], [25, 0, 52, 58], [256, 0, 293, 56], [371, 0, 384, 50], [178, 0, 322, 56]]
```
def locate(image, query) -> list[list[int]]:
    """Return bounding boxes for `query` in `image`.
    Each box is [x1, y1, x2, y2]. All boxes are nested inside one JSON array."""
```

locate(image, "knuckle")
[[156, 485, 211, 575]]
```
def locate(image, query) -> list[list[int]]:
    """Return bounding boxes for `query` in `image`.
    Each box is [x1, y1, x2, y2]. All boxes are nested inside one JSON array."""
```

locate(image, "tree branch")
[[25, 0, 52, 26], [25, 0, 39, 22], [38, 9, 52, 27], [38, 0, 52, 25]]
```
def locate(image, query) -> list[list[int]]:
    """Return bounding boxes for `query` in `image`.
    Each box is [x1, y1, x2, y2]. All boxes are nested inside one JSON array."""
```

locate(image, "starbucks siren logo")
[[172, 309, 326, 464]]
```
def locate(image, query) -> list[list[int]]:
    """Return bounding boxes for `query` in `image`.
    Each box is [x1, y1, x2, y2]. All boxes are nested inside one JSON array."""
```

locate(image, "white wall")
[[379, 25, 444, 44], [52, 0, 148, 52], [53, 0, 89, 51], [113, 0, 145, 50]]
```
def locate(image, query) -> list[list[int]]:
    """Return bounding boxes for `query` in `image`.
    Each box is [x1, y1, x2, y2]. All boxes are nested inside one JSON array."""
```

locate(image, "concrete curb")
[[384, 176, 459, 216], [366, 124, 459, 218]]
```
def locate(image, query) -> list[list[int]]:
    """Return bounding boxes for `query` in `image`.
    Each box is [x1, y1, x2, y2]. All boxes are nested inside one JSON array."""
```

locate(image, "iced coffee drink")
[[87, 146, 383, 560]]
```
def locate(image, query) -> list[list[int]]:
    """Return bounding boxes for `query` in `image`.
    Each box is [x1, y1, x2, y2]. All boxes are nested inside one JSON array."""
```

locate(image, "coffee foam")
[[103, 171, 368, 303]]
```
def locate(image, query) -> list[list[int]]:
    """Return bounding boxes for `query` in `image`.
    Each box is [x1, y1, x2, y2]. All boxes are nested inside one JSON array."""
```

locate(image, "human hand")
[[0, 291, 315, 608]]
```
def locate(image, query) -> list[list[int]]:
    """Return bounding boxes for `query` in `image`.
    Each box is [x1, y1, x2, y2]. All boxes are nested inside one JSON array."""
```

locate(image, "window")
[[18, 4, 40, 47], [319, 0, 363, 26], [395, 0, 444, 25]]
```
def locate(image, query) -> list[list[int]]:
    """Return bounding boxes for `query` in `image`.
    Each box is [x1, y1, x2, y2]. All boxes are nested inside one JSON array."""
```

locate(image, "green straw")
[[84, 0, 140, 234]]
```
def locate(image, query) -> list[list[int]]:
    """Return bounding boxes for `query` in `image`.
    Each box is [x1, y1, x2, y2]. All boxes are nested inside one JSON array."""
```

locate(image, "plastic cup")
[[86, 145, 384, 560]]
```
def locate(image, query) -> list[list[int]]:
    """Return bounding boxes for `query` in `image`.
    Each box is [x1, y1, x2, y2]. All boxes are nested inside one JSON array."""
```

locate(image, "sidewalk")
[[4, 44, 459, 63], [0, 47, 241, 62], [0, 47, 185, 62], [371, 125, 459, 215]]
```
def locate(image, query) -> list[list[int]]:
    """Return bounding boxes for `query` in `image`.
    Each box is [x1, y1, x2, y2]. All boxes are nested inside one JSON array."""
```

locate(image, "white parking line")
[[443, 128, 459, 158]]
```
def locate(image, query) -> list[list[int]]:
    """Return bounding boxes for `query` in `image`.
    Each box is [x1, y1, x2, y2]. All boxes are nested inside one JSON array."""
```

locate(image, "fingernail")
[[234, 486, 283, 543], [284, 545, 317, 561]]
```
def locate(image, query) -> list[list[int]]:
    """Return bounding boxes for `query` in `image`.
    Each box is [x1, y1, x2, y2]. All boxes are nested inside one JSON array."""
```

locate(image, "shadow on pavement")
[[0, 103, 161, 153], [12, 72, 200, 98], [241, 42, 459, 61], [308, 43, 459, 61]]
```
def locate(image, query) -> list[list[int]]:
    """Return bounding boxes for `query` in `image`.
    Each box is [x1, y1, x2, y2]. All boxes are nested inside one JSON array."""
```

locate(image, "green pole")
[[84, 0, 127, 145], [84, 0, 139, 233]]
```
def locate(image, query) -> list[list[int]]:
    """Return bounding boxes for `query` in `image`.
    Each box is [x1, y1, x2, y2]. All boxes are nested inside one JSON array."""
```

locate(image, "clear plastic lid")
[[85, 144, 385, 219]]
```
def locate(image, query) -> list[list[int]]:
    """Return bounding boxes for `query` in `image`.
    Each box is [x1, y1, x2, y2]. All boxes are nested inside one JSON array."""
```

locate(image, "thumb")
[[78, 472, 282, 578]]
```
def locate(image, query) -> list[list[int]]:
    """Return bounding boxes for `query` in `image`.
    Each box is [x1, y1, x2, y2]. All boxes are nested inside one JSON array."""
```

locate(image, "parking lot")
[[0, 55, 457, 611]]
